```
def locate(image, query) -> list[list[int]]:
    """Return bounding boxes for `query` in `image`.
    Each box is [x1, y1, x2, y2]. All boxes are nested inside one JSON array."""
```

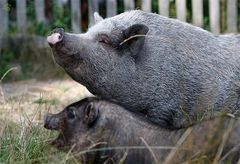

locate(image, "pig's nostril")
[[44, 123, 49, 129], [47, 33, 63, 45], [43, 114, 52, 129], [47, 28, 64, 46]]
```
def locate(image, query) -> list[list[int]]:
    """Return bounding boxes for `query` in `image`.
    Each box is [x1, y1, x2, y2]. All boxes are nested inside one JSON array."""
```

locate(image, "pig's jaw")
[[51, 135, 66, 148]]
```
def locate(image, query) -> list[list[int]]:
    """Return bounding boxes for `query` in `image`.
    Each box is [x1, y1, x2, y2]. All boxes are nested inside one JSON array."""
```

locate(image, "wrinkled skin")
[[44, 98, 240, 163], [47, 10, 240, 129]]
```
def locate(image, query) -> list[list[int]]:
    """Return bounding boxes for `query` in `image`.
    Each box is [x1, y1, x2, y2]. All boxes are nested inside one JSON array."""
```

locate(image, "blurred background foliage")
[[0, 0, 239, 81]]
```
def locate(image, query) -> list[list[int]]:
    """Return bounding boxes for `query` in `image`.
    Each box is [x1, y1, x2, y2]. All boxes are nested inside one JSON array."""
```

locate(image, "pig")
[[44, 98, 240, 163], [47, 10, 240, 129]]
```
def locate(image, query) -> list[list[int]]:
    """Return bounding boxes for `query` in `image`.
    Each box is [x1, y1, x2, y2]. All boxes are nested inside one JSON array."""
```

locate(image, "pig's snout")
[[44, 113, 61, 130], [47, 28, 64, 46]]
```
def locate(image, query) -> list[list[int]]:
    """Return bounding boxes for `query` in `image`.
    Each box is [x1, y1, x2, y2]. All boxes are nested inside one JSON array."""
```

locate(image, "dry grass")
[[0, 79, 92, 123], [0, 78, 92, 163]]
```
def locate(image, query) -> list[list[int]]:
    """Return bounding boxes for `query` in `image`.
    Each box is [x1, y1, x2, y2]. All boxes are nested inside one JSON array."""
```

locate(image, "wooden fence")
[[0, 0, 239, 37]]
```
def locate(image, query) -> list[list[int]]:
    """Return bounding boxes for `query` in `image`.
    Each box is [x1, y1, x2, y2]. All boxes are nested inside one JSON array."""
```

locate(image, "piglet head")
[[43, 98, 100, 149]]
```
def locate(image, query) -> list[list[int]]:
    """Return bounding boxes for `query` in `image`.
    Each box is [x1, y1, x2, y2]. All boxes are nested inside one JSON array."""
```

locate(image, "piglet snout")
[[44, 113, 60, 130], [47, 28, 64, 46]]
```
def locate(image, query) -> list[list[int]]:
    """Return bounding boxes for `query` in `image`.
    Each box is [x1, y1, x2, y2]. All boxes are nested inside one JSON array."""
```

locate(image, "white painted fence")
[[0, 0, 238, 36]]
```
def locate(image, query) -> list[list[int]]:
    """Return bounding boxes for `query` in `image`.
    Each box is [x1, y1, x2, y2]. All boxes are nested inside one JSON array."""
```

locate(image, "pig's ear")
[[94, 12, 103, 24], [83, 102, 99, 126], [122, 24, 149, 58]]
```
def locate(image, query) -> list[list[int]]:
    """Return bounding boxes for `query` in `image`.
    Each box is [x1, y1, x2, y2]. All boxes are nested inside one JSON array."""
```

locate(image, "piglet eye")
[[67, 107, 76, 119]]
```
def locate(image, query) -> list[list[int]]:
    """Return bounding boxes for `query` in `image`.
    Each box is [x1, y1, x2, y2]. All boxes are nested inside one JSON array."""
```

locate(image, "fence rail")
[[0, 0, 239, 37]]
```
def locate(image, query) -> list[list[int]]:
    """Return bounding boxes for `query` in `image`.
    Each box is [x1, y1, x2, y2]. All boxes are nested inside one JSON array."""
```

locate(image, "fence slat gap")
[[209, 0, 220, 34], [227, 0, 237, 33], [159, 0, 169, 17], [17, 0, 27, 35], [71, 0, 81, 33], [176, 0, 186, 22], [192, 0, 203, 27]]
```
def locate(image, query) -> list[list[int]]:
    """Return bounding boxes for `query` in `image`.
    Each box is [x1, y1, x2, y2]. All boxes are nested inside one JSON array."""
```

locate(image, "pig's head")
[[47, 11, 149, 95], [44, 97, 122, 162], [44, 97, 101, 147]]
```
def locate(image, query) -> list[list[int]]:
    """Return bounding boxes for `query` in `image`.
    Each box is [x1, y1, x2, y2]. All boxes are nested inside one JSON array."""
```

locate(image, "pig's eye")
[[97, 34, 111, 45], [67, 107, 76, 119]]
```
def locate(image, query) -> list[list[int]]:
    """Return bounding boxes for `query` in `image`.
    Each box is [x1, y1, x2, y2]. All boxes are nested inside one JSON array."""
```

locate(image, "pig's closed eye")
[[97, 34, 111, 45]]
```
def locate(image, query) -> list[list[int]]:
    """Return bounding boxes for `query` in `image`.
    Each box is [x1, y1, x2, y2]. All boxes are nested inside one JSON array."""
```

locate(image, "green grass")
[[0, 36, 66, 82], [0, 120, 78, 164]]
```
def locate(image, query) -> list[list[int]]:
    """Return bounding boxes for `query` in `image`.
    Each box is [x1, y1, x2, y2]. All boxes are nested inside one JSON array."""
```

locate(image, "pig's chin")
[[50, 133, 68, 149]]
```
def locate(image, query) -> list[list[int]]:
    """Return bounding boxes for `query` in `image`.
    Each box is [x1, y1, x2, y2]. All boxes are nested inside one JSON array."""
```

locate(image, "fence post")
[[124, 0, 134, 11], [141, 0, 151, 12], [209, 0, 220, 34], [176, 0, 186, 22], [56, 0, 64, 8], [192, 0, 203, 27], [35, 0, 45, 23], [227, 0, 237, 33], [106, 0, 117, 17], [0, 0, 8, 36], [159, 0, 169, 17], [16, 0, 27, 35], [71, 0, 81, 33], [88, 0, 99, 27]]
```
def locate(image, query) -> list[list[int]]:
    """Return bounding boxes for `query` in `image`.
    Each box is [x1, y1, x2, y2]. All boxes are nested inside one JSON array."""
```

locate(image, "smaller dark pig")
[[44, 98, 240, 163]]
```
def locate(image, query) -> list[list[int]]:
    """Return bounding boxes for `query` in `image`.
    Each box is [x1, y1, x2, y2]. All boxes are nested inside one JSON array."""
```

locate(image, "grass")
[[0, 96, 239, 163], [0, 69, 86, 164], [0, 36, 66, 82], [0, 119, 80, 164]]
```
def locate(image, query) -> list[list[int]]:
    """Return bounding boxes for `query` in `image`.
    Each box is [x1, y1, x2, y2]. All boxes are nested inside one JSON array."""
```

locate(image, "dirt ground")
[[0, 79, 93, 123]]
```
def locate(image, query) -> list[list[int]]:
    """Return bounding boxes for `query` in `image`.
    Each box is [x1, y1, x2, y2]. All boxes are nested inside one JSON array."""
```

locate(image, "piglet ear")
[[94, 12, 104, 24], [83, 102, 99, 126], [121, 24, 149, 58]]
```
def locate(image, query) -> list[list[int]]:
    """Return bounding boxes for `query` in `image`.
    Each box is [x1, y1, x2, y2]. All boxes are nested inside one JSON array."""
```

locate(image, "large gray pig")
[[44, 98, 240, 163], [47, 10, 240, 129]]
